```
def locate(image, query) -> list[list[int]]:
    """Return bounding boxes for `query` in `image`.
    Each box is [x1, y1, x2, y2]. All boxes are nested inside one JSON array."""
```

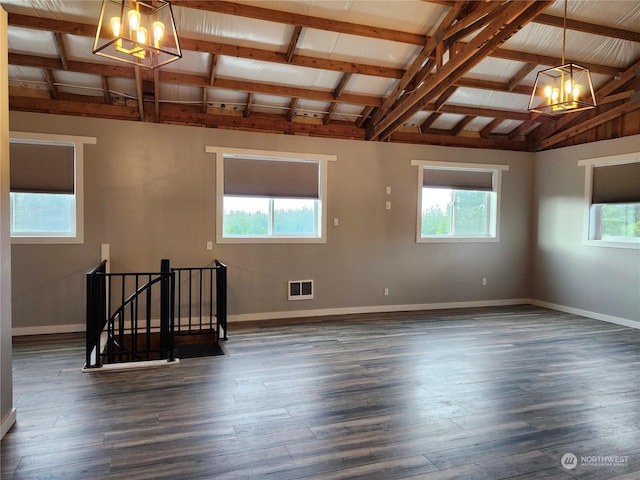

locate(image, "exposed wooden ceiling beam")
[[285, 25, 303, 63], [420, 112, 441, 131], [451, 116, 474, 136], [9, 95, 140, 120], [534, 13, 640, 43], [538, 99, 640, 150], [372, 1, 552, 141], [245, 92, 254, 118], [101, 76, 111, 105], [370, 1, 467, 127], [170, 1, 425, 45], [53, 32, 68, 70], [333, 73, 352, 100], [8, 12, 621, 84], [433, 104, 532, 122], [479, 118, 504, 138], [42, 69, 58, 99], [9, 53, 382, 107], [324, 102, 338, 125], [286, 97, 299, 122], [390, 130, 530, 151], [508, 63, 537, 92], [355, 105, 374, 128], [208, 53, 218, 85]]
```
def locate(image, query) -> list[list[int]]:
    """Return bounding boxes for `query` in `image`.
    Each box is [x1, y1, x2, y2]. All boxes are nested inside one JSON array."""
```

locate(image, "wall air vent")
[[288, 280, 314, 300]]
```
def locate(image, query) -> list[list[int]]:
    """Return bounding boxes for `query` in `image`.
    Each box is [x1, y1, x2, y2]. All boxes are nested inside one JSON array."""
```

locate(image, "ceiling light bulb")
[[153, 21, 164, 48], [128, 9, 141, 31], [572, 84, 581, 101], [544, 85, 552, 98], [111, 17, 121, 37], [137, 26, 147, 44]]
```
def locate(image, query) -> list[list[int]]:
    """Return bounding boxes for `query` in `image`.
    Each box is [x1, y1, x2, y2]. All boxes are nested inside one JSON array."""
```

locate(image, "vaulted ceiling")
[[3, 0, 640, 151]]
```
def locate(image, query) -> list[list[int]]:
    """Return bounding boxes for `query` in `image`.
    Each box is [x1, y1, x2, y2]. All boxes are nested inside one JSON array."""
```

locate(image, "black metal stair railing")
[[85, 259, 227, 369]]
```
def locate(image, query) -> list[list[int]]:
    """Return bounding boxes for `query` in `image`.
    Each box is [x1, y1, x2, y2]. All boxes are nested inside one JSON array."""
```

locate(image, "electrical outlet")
[[386, 186, 391, 195], [384, 287, 389, 296], [206, 241, 213, 250], [385, 201, 391, 210], [333, 217, 339, 227], [482, 278, 487, 286]]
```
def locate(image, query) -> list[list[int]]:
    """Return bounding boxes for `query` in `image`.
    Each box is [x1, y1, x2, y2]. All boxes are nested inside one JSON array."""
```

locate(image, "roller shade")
[[224, 157, 319, 198], [423, 168, 493, 191], [592, 162, 640, 204], [10, 142, 75, 194]]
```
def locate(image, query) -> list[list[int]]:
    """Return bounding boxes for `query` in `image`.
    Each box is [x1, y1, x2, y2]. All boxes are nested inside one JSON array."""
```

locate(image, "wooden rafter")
[[356, 105, 375, 128], [371, 0, 553, 141], [245, 92, 254, 118], [285, 26, 303, 63], [42, 69, 58, 99], [101, 76, 111, 105], [324, 102, 338, 125], [53, 33, 68, 70], [333, 73, 352, 100], [539, 99, 640, 150], [508, 63, 537, 92], [420, 112, 441, 131], [479, 118, 504, 138], [451, 116, 474, 136], [5, 1, 639, 152], [287, 97, 298, 122]]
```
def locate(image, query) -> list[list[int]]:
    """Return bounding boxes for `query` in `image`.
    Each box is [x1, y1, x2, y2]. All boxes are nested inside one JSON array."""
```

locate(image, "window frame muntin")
[[412, 160, 508, 244], [9, 132, 96, 245], [578, 152, 640, 250], [208, 146, 335, 244]]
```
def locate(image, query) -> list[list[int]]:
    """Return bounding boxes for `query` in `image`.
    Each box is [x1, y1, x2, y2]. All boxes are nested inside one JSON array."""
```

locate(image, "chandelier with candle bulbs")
[[528, 0, 596, 115], [93, 0, 181, 69]]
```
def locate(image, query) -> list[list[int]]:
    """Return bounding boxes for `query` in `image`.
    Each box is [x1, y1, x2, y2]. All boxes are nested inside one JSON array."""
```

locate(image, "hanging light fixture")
[[93, 0, 181, 69], [528, 0, 596, 115]]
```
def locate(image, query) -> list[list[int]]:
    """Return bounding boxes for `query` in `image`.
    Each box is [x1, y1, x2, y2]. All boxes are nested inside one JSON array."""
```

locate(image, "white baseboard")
[[12, 323, 85, 336], [13, 298, 638, 334], [228, 298, 532, 322], [1, 408, 16, 439], [529, 299, 640, 330]]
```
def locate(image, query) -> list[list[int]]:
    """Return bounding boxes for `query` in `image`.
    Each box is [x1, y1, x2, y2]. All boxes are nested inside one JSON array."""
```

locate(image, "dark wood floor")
[[2, 305, 640, 479]]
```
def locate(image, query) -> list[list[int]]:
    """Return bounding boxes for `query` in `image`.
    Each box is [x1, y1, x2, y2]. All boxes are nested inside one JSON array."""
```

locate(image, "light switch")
[[333, 218, 339, 227], [385, 201, 391, 210], [386, 186, 391, 195], [206, 241, 213, 250]]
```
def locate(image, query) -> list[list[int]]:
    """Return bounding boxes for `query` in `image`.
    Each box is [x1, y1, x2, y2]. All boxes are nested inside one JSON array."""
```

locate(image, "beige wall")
[[10, 111, 535, 330], [532, 134, 640, 323]]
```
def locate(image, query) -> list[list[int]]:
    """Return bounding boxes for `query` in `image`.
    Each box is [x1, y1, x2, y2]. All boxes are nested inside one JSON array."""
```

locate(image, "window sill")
[[217, 236, 326, 245], [11, 236, 84, 245], [418, 236, 499, 244], [583, 239, 640, 250]]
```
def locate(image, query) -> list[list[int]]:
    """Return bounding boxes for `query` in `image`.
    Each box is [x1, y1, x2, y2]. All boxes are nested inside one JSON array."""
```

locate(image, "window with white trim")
[[411, 161, 508, 243], [579, 153, 640, 248], [9, 132, 96, 244], [209, 147, 334, 244]]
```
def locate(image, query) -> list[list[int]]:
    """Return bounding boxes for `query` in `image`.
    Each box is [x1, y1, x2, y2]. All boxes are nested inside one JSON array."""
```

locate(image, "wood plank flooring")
[[2, 305, 640, 479]]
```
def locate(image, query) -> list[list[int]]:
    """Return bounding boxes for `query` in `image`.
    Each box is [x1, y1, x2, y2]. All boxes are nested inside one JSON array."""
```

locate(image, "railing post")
[[215, 260, 228, 340], [86, 271, 94, 368], [85, 261, 106, 368], [159, 259, 172, 360]]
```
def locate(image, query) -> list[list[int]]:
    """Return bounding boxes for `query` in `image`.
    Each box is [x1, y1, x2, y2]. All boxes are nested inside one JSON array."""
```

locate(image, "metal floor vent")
[[288, 280, 313, 300]]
